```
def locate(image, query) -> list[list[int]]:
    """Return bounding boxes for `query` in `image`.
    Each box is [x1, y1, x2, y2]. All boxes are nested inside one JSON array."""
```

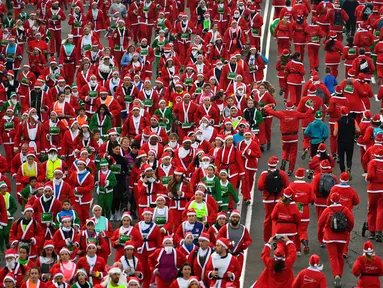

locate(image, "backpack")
[[330, 207, 348, 233], [363, 4, 373, 21], [318, 173, 336, 197], [359, 58, 370, 73], [316, 87, 326, 102], [378, 19, 383, 30], [333, 10, 342, 26], [266, 170, 283, 197]]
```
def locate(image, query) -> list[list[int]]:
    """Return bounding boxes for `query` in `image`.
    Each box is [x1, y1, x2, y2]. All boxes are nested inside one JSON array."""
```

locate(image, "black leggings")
[[338, 142, 354, 172], [112, 181, 127, 214]]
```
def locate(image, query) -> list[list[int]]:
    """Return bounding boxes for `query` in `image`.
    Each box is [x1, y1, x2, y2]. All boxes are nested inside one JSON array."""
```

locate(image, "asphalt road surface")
[[1, 2, 382, 288]]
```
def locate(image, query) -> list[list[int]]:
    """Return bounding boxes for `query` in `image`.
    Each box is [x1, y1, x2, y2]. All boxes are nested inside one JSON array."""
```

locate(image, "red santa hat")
[[156, 194, 167, 202], [48, 145, 58, 152], [318, 143, 326, 152], [375, 133, 383, 143], [334, 85, 342, 95], [121, 211, 132, 222], [128, 277, 140, 285], [87, 241, 97, 249], [268, 156, 279, 167], [358, 73, 366, 82], [86, 218, 95, 225], [61, 215, 72, 223], [195, 190, 204, 196], [160, 152, 171, 161], [230, 210, 240, 218], [132, 105, 140, 111], [374, 148, 383, 158], [141, 164, 153, 173], [188, 277, 199, 286], [186, 208, 197, 216], [283, 187, 294, 199], [7, 70, 14, 77], [43, 240, 55, 249], [217, 211, 227, 220], [308, 85, 317, 95], [137, 150, 147, 159], [216, 237, 232, 250], [26, 148, 36, 158], [309, 254, 323, 270], [282, 49, 290, 56], [60, 247, 71, 255], [162, 236, 173, 245], [148, 132, 159, 140], [224, 118, 233, 125], [198, 232, 210, 242], [348, 69, 356, 77], [341, 106, 349, 115], [50, 56, 58, 64], [225, 134, 234, 141], [174, 167, 185, 176], [372, 114, 381, 124], [124, 240, 135, 250], [285, 100, 295, 109], [295, 168, 305, 179], [6, 106, 14, 113], [330, 192, 340, 203], [5, 249, 17, 259], [215, 134, 225, 142], [44, 185, 53, 191], [274, 247, 286, 260], [57, 76, 65, 82], [320, 159, 331, 171], [363, 110, 372, 120], [107, 128, 118, 136], [328, 31, 337, 39], [197, 182, 207, 190], [363, 241, 374, 254], [182, 137, 192, 144], [141, 207, 153, 216], [3, 272, 16, 284], [340, 172, 349, 182], [77, 158, 87, 165]]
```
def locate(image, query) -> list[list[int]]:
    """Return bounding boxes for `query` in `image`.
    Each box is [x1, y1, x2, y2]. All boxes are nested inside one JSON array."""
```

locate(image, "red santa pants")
[[281, 141, 298, 172], [249, 36, 261, 52], [139, 252, 152, 288], [316, 205, 326, 244], [216, 21, 228, 36], [360, 146, 367, 172], [345, 65, 352, 79], [176, 40, 190, 64], [298, 221, 309, 242], [328, 64, 339, 79], [319, 24, 330, 35], [63, 63, 75, 85], [294, 44, 305, 62], [170, 209, 183, 228], [263, 117, 273, 143], [49, 29, 62, 56], [277, 39, 290, 56], [228, 175, 240, 209], [131, 24, 140, 44], [263, 202, 277, 242], [155, 276, 173, 288], [302, 128, 310, 150], [257, 122, 267, 145], [326, 242, 346, 277], [140, 24, 153, 43], [113, 51, 124, 69], [177, 126, 193, 143], [74, 202, 90, 226], [307, 45, 320, 71], [278, 77, 288, 100], [287, 84, 302, 106], [367, 192, 383, 232], [274, 7, 282, 20], [329, 124, 337, 154], [241, 170, 256, 201], [3, 144, 14, 162]]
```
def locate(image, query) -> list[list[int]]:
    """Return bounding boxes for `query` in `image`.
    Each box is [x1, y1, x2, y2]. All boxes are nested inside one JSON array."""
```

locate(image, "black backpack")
[[318, 173, 336, 197], [266, 170, 283, 197], [330, 207, 348, 233], [333, 10, 342, 26], [363, 4, 373, 21]]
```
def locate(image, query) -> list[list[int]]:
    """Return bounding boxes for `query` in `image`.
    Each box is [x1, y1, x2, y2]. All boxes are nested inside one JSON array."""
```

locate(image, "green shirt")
[[202, 175, 222, 204]]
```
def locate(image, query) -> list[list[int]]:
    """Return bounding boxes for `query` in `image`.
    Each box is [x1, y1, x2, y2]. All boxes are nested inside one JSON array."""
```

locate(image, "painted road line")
[[240, 3, 273, 288]]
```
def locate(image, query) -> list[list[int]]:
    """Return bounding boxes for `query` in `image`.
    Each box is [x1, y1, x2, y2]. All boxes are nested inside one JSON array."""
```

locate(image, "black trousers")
[[346, 18, 356, 36], [338, 141, 354, 172], [310, 142, 323, 158]]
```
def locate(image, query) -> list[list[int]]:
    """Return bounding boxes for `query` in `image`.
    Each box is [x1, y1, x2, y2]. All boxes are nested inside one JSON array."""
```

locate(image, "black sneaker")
[[332, 153, 338, 161], [279, 88, 284, 96], [302, 240, 309, 255], [267, 142, 271, 151], [368, 232, 376, 239], [280, 160, 287, 171], [376, 231, 382, 242], [260, 145, 265, 152], [287, 170, 293, 176], [301, 149, 309, 160]]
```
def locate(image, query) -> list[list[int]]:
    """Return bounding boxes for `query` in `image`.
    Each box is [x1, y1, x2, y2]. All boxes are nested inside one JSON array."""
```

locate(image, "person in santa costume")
[[76, 241, 107, 286], [183, 190, 216, 226], [217, 210, 252, 271], [273, 12, 293, 56], [173, 93, 198, 141], [174, 13, 195, 63], [288, 168, 315, 255], [152, 194, 173, 238], [366, 148, 383, 242], [52, 216, 80, 261], [17, 64, 36, 98], [50, 248, 77, 284], [292, 254, 327, 287], [250, 236, 296, 288], [362, 133, 383, 176], [0, 106, 21, 162], [257, 156, 290, 242], [0, 249, 30, 288], [9, 205, 44, 259], [19, 267, 47, 288], [121, 105, 149, 138], [0, 181, 16, 255], [111, 211, 143, 261], [32, 185, 62, 239], [46, 0, 66, 56], [1, 37, 23, 76], [284, 52, 305, 106], [132, 208, 162, 288], [205, 237, 241, 287], [59, 34, 77, 85], [15, 149, 45, 193], [324, 31, 344, 79], [148, 237, 186, 288], [77, 218, 109, 260], [352, 240, 383, 288], [174, 208, 205, 247], [265, 101, 313, 175], [68, 157, 94, 226], [117, 241, 144, 281]]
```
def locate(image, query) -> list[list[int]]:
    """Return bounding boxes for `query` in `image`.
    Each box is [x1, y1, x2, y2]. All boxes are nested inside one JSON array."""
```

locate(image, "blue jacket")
[[323, 74, 338, 94], [304, 119, 329, 144]]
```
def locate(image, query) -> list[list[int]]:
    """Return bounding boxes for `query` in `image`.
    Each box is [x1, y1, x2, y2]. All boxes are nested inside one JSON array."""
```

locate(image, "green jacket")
[[220, 180, 239, 209], [154, 107, 174, 133], [96, 169, 117, 194], [152, 37, 169, 57], [202, 175, 222, 205], [89, 113, 112, 138], [19, 185, 34, 209], [2, 192, 17, 220], [0, 101, 22, 116]]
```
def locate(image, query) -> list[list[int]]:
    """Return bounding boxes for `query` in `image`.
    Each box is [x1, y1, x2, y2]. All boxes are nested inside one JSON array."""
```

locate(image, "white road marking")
[[240, 2, 273, 287]]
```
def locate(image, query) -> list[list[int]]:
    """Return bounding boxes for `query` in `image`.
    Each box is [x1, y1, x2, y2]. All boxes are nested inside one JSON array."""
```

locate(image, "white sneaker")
[[296, 251, 301, 256], [110, 214, 115, 221], [116, 211, 122, 221]]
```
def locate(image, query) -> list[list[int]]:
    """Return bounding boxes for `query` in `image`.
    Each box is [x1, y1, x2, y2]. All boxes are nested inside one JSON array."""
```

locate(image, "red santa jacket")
[[366, 158, 383, 193], [79, 83, 102, 115], [52, 227, 80, 260], [46, 7, 66, 30], [327, 94, 350, 124], [305, 24, 325, 46], [0, 194, 7, 227], [32, 196, 62, 237], [355, 29, 374, 52], [77, 255, 107, 286], [68, 169, 94, 204], [292, 266, 327, 288], [16, 162, 45, 190], [352, 255, 383, 288], [46, 179, 75, 204], [271, 201, 301, 236], [317, 203, 354, 243], [289, 180, 316, 222], [132, 221, 162, 255], [237, 139, 261, 171], [219, 63, 244, 91], [187, 246, 213, 284], [121, 114, 149, 138], [326, 7, 349, 32], [342, 45, 359, 67], [257, 169, 290, 203], [111, 226, 144, 261], [214, 143, 245, 178], [136, 178, 164, 208], [0, 116, 21, 145], [327, 183, 360, 211], [0, 264, 30, 288], [339, 79, 363, 113], [77, 229, 109, 261], [205, 252, 241, 287], [312, 172, 339, 207], [284, 59, 305, 85], [351, 55, 375, 79], [309, 155, 335, 176], [85, 9, 105, 31], [14, 121, 44, 153]]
